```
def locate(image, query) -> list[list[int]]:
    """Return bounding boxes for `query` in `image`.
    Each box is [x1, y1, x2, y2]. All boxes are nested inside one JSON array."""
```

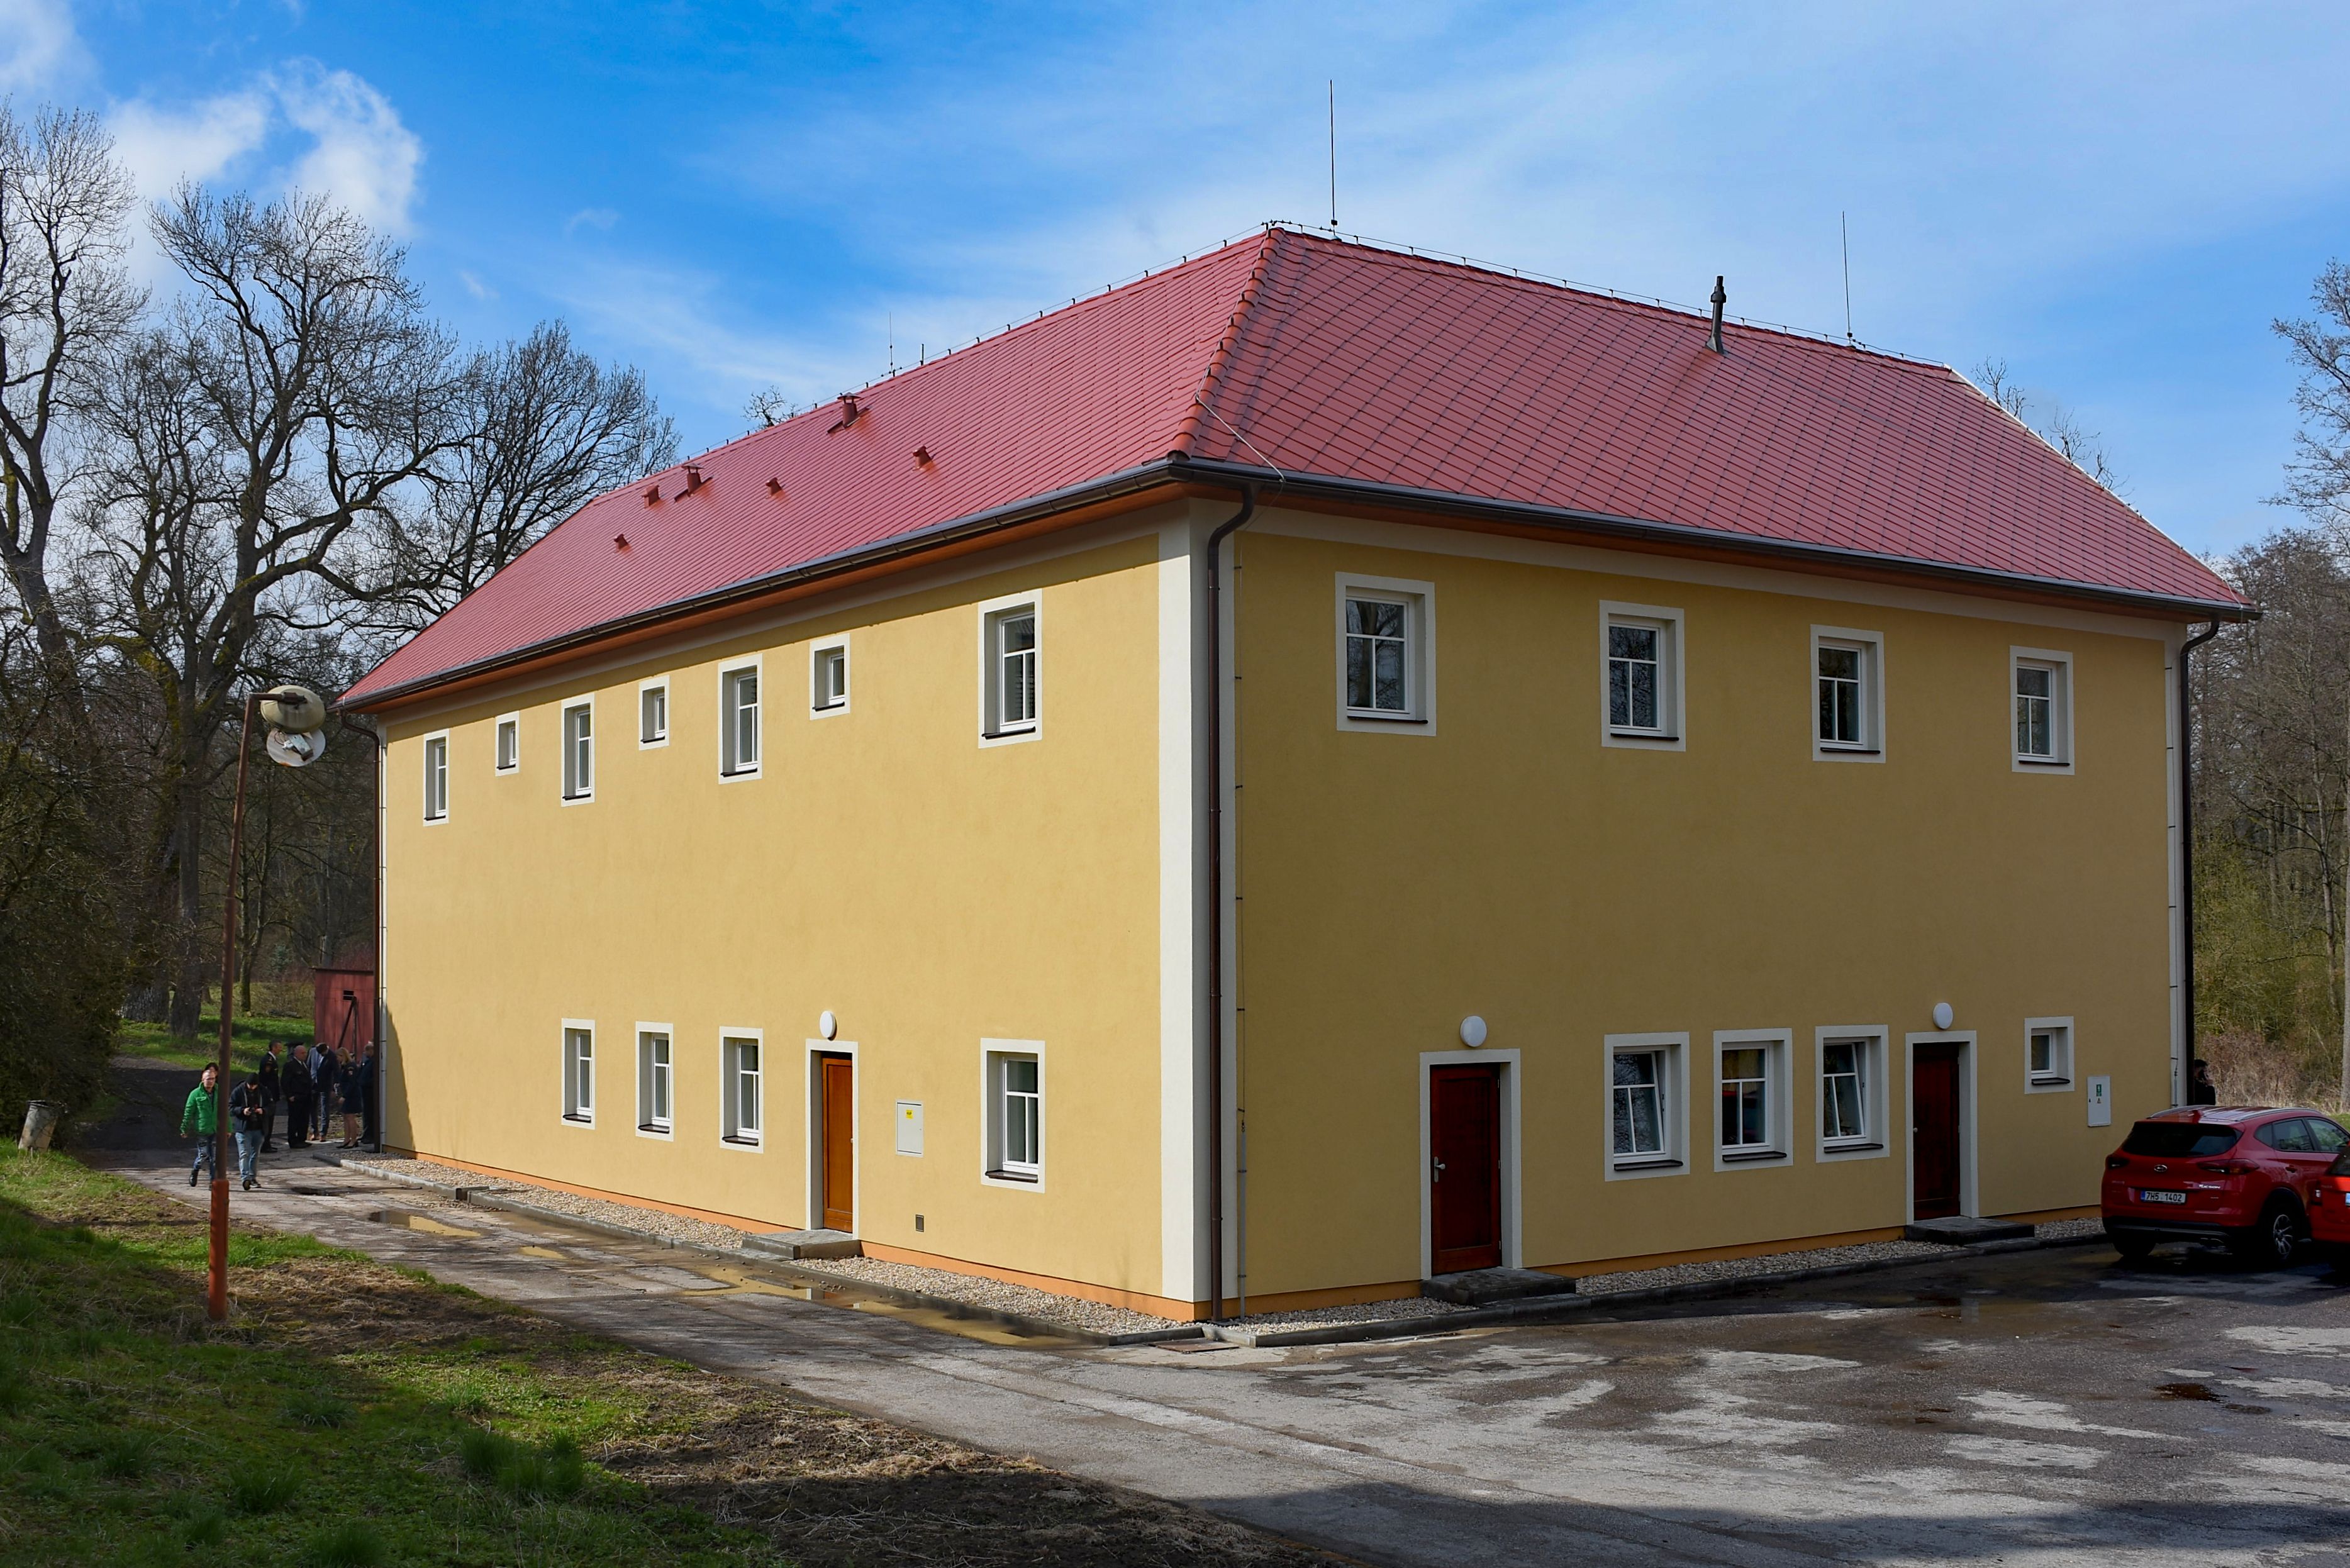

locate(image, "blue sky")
[[11, 1, 2350, 557]]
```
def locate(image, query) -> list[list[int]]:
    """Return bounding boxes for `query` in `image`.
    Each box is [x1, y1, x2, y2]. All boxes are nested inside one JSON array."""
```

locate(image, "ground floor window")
[[562, 1025, 594, 1124], [1821, 1040, 1867, 1141], [722, 1036, 762, 1146], [1715, 1033, 1789, 1164], [2025, 1018, 2074, 1091], [638, 1031, 672, 1134], [984, 1047, 1042, 1182], [1605, 1034, 1685, 1176]]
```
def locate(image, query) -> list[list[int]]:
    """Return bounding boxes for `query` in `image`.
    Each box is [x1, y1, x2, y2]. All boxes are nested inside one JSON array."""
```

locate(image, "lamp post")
[[207, 684, 329, 1322]]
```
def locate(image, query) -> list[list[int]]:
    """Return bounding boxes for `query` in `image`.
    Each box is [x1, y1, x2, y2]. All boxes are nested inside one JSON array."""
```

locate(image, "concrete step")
[[743, 1228, 863, 1261], [1903, 1215, 2034, 1245], [1423, 1266, 1579, 1307]]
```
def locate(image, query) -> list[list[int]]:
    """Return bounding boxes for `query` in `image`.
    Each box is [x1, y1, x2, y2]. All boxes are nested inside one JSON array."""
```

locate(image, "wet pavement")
[[86, 1069, 2350, 1567]]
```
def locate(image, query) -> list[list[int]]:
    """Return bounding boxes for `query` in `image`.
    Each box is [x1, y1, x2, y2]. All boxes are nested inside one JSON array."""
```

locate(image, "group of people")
[[179, 1038, 375, 1191]]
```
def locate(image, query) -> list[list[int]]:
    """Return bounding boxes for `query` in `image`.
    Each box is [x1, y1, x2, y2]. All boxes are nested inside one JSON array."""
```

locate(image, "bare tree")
[[742, 384, 796, 430], [85, 186, 468, 1035], [1972, 357, 2122, 491], [2274, 260, 2350, 532], [0, 105, 140, 684], [365, 319, 674, 633]]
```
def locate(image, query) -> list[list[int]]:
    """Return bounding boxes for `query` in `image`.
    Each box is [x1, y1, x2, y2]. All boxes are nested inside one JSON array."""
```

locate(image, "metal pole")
[[208, 691, 260, 1321]]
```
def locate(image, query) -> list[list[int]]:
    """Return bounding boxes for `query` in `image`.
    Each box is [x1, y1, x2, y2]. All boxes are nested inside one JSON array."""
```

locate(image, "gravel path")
[[781, 1255, 1186, 1337]]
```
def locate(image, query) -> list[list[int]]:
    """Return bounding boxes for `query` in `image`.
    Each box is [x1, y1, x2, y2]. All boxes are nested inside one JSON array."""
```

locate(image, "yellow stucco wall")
[[380, 531, 1170, 1298], [1228, 524, 2176, 1298]]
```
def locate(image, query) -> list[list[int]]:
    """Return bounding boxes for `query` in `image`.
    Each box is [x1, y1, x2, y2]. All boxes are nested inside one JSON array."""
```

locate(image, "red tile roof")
[[346, 227, 2243, 706]]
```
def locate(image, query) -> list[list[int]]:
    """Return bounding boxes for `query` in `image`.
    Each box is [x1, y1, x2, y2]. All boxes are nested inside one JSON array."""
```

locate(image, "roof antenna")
[[1708, 276, 1727, 355], [1840, 213, 1854, 345], [888, 312, 895, 376], [1328, 80, 1338, 230]]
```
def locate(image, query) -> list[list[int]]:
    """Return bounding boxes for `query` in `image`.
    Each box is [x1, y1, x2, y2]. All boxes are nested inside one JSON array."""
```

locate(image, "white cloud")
[[0, 0, 87, 92], [269, 60, 422, 233], [564, 207, 618, 236], [457, 269, 494, 301], [109, 92, 271, 201]]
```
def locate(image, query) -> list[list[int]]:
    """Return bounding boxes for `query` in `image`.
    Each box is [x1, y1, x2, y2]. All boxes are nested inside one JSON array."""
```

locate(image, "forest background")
[[1, 103, 2346, 1128]]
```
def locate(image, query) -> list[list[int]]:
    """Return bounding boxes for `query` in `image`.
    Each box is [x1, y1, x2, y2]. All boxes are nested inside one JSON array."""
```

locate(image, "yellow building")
[[344, 228, 2251, 1318]]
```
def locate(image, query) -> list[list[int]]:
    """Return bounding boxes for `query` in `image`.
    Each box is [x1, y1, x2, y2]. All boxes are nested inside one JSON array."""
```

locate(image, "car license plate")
[[2139, 1189, 2187, 1205]]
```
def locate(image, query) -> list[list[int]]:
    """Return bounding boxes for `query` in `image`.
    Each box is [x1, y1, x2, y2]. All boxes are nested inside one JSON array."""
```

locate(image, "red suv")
[[2102, 1106, 2350, 1266], [2314, 1145, 2350, 1266]]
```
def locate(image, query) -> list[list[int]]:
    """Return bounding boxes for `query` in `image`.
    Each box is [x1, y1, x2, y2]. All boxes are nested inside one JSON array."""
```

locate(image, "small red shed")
[[311, 957, 376, 1057]]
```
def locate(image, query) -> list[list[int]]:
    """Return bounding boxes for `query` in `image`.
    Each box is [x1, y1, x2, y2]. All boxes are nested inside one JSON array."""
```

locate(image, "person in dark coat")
[[313, 1046, 340, 1141], [281, 1043, 314, 1150], [2188, 1058, 2219, 1106], [257, 1043, 283, 1152], [228, 1069, 269, 1189], [338, 1050, 366, 1148]]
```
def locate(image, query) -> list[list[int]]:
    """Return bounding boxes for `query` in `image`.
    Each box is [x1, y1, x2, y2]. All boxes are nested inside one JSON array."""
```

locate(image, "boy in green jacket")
[[182, 1064, 220, 1186]]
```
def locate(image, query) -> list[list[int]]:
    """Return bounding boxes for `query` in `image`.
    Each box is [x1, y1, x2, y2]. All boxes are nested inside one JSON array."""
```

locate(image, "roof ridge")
[[1169, 226, 1283, 461]]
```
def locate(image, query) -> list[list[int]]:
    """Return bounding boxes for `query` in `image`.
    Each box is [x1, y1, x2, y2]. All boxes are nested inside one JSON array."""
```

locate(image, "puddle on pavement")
[[367, 1208, 482, 1239]]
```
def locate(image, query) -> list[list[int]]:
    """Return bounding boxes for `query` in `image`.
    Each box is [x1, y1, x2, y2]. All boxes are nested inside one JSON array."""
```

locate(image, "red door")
[[1912, 1045, 1963, 1220], [818, 1055, 854, 1233], [1430, 1065, 1503, 1274]]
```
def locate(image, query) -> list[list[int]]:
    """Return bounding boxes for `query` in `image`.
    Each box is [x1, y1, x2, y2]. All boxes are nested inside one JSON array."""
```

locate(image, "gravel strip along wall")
[[1572, 1238, 1956, 1295], [776, 1256, 1184, 1338]]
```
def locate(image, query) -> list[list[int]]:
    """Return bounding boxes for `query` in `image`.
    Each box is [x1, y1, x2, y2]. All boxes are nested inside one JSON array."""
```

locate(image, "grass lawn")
[[118, 1013, 318, 1074], [0, 1152, 1320, 1567]]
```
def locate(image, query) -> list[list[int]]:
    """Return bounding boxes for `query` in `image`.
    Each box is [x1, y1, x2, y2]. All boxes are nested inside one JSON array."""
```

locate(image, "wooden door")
[[1430, 1065, 1503, 1274], [1912, 1045, 1963, 1220], [818, 1054, 854, 1233]]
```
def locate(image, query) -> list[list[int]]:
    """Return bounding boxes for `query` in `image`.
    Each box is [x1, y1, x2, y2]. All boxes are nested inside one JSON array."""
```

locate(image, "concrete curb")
[[312, 1152, 1201, 1349]]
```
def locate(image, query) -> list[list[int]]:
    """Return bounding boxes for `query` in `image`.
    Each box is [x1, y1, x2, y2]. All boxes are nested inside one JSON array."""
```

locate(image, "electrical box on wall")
[[896, 1100, 924, 1155], [2086, 1076, 2112, 1128]]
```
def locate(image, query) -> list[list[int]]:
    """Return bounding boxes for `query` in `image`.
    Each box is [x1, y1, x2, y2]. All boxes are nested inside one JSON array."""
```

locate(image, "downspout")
[[1203, 482, 1256, 1322], [2177, 618, 2221, 1102]]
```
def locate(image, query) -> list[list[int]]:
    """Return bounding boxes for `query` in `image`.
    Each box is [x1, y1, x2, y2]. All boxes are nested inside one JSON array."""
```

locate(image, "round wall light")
[[819, 1010, 838, 1041], [1459, 1015, 1488, 1048], [1931, 1002, 1954, 1030]]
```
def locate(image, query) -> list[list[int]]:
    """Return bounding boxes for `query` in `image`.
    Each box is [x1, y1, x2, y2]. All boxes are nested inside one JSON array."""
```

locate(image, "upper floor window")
[[561, 700, 593, 801], [1600, 603, 1683, 748], [494, 714, 518, 773], [811, 640, 849, 714], [981, 599, 1039, 740], [1335, 574, 1435, 733], [639, 680, 669, 747], [1813, 628, 1883, 759], [2012, 648, 2073, 770], [422, 733, 449, 822], [721, 664, 760, 776]]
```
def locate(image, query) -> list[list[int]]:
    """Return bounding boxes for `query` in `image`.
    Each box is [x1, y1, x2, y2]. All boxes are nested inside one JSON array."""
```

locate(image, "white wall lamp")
[[1459, 1015, 1488, 1048], [1931, 1002, 1954, 1030], [819, 1010, 838, 1041]]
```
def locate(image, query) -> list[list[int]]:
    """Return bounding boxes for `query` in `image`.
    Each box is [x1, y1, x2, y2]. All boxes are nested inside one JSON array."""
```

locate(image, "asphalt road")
[[86, 1077, 2350, 1568]]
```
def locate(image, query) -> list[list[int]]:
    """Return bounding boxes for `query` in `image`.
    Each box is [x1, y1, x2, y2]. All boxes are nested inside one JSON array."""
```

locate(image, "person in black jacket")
[[228, 1069, 269, 1190], [281, 1043, 314, 1150], [257, 1043, 283, 1152]]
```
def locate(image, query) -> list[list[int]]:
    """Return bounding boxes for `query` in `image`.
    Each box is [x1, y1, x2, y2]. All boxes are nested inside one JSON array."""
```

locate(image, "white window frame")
[[1812, 626, 1885, 762], [560, 697, 594, 804], [560, 1020, 595, 1126], [635, 1025, 674, 1139], [980, 1039, 1046, 1189], [494, 713, 520, 775], [718, 659, 762, 780], [1334, 572, 1438, 735], [2011, 647, 2074, 774], [810, 637, 850, 717], [1603, 1032, 1688, 1181], [720, 1029, 764, 1149], [421, 730, 450, 823], [1815, 1026, 1890, 1161], [977, 592, 1042, 745], [1713, 1030, 1793, 1170], [2024, 1015, 2076, 1094], [638, 677, 669, 749], [1600, 601, 1686, 751]]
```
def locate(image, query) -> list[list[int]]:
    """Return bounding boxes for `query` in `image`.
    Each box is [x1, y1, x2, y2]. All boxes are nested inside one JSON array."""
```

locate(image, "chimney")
[[1708, 277, 1727, 355]]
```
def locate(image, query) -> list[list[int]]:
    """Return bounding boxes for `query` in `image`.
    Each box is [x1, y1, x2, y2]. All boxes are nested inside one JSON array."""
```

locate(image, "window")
[[811, 641, 849, 714], [1714, 1031, 1790, 1165], [983, 603, 1038, 738], [637, 1030, 672, 1135], [721, 1035, 761, 1145], [422, 733, 448, 822], [562, 1025, 594, 1125], [983, 1043, 1044, 1184], [1600, 603, 1683, 748], [2308, 1118, 2348, 1154], [639, 680, 669, 747], [2025, 1017, 2074, 1092], [1821, 1041, 1866, 1140], [2257, 1118, 2316, 1154], [494, 714, 519, 773], [2012, 648, 2073, 769], [561, 700, 593, 801], [1603, 1033, 1685, 1177], [1335, 574, 1435, 732], [1812, 628, 1884, 759], [720, 664, 760, 776]]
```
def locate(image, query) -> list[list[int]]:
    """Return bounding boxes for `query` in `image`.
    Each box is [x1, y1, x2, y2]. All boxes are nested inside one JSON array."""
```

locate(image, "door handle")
[[1432, 1158, 1446, 1182]]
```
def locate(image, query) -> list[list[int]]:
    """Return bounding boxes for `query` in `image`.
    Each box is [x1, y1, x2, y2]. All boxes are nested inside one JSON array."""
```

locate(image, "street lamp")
[[206, 684, 327, 1322]]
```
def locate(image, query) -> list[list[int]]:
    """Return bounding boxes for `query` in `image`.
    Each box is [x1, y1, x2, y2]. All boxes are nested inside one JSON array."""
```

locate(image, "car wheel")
[[2230, 1202, 2304, 1268], [2110, 1232, 2156, 1262]]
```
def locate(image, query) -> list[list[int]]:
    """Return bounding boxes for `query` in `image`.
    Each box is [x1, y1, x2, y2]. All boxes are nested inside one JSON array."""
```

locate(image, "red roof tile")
[[346, 228, 2242, 706]]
